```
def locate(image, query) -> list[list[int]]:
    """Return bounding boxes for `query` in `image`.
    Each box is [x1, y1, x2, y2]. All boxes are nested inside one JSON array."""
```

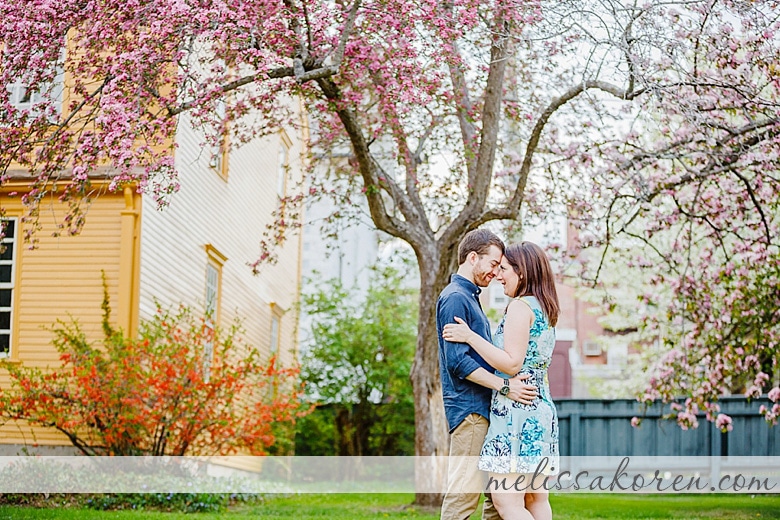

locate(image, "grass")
[[0, 493, 778, 519], [547, 494, 780, 519]]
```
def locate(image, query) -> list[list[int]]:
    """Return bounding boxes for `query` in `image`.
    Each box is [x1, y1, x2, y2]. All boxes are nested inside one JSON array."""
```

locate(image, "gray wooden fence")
[[556, 397, 780, 456]]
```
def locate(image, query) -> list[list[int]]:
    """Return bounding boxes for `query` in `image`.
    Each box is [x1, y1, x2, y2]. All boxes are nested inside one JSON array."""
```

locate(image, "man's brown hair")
[[457, 229, 505, 265]]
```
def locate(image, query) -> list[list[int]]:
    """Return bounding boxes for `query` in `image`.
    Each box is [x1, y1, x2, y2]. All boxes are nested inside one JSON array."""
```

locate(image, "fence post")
[[709, 423, 722, 484], [567, 411, 582, 480], [569, 412, 582, 456]]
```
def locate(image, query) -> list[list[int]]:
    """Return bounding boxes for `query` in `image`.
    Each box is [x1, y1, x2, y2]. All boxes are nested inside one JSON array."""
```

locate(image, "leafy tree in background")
[[2, 0, 779, 504], [296, 265, 416, 456], [0, 290, 308, 456]]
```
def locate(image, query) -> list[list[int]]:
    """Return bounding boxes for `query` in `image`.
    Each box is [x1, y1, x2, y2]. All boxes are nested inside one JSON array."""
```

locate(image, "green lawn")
[[0, 493, 778, 519]]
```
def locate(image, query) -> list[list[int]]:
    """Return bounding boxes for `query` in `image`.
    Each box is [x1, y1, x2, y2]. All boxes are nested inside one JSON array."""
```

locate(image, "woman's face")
[[496, 255, 520, 297]]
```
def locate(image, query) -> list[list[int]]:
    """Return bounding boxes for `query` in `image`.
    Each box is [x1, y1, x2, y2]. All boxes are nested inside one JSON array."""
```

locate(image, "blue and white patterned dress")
[[478, 296, 559, 475]]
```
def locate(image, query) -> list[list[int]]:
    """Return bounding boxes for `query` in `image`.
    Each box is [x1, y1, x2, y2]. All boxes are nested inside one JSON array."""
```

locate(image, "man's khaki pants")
[[440, 413, 501, 520]]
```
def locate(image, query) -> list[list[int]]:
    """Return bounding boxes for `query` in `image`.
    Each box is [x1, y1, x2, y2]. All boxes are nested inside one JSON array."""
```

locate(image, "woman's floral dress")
[[478, 296, 559, 475]]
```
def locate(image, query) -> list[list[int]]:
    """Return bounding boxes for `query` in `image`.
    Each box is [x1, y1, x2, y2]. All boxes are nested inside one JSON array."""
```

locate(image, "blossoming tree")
[[1, 0, 778, 504], [572, 229, 780, 433]]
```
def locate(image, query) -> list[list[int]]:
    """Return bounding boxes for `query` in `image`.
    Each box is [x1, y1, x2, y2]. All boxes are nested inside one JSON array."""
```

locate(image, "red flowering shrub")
[[0, 292, 308, 456]]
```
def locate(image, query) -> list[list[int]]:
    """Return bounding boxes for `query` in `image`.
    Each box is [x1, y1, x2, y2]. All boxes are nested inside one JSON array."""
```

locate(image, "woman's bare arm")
[[442, 300, 533, 374]]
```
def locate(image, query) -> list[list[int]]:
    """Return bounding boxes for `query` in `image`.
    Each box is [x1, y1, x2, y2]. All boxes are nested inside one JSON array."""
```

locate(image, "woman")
[[442, 241, 559, 520]]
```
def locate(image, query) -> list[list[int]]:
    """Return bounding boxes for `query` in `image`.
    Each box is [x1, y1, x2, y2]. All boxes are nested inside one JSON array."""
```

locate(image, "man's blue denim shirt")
[[437, 274, 494, 433]]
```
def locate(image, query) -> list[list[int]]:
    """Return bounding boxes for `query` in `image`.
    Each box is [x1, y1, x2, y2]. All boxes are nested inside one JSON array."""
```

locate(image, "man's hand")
[[465, 369, 538, 404], [506, 373, 537, 405]]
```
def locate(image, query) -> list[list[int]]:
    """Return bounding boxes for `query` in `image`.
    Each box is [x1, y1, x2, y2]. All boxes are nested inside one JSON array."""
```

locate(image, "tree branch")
[[620, 4, 643, 97], [642, 120, 780, 202], [485, 79, 639, 227], [440, 7, 513, 247], [45, 78, 111, 147], [168, 66, 295, 116], [670, 192, 732, 260], [366, 70, 428, 227], [439, 1, 477, 179], [330, 0, 361, 74], [368, 155, 427, 230], [283, 0, 310, 75], [731, 169, 772, 246], [169, 0, 362, 117], [315, 76, 424, 245]]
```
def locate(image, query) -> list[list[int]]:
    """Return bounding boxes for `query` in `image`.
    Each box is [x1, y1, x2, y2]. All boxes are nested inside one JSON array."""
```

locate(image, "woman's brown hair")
[[503, 242, 560, 327]]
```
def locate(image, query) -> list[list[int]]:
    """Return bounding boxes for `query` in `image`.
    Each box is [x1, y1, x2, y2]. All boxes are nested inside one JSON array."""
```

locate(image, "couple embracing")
[[437, 229, 560, 520]]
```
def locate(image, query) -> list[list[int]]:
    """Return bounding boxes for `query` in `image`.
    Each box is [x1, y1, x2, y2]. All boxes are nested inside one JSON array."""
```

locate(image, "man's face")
[[472, 245, 503, 287]]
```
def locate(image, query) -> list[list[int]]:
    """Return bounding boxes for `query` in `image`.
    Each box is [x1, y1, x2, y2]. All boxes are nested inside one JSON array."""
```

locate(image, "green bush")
[[296, 265, 417, 456], [0, 492, 264, 513]]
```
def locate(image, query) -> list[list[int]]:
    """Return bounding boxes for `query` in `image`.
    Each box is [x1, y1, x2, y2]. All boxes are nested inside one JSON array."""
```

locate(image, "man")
[[437, 228, 537, 520]]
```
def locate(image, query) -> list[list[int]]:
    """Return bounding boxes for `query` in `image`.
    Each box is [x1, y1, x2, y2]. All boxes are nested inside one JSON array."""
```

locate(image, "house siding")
[[138, 108, 304, 365], [1, 107, 305, 457], [0, 190, 126, 445]]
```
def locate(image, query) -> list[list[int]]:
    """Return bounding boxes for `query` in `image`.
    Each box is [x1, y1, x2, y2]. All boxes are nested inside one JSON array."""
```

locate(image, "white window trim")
[[583, 340, 602, 357], [0, 217, 18, 359]]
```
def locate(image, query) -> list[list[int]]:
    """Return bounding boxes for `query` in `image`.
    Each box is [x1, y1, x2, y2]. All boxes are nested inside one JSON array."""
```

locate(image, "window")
[[203, 245, 227, 379], [6, 48, 64, 119], [489, 282, 510, 310], [277, 132, 291, 198], [269, 302, 284, 356], [209, 99, 228, 179], [8, 82, 47, 111], [203, 244, 227, 325], [270, 317, 280, 354], [205, 264, 219, 320], [0, 218, 18, 358], [582, 340, 602, 357]]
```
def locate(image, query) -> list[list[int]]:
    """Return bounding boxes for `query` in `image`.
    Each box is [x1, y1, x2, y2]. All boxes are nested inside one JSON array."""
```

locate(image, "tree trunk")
[[411, 242, 458, 507]]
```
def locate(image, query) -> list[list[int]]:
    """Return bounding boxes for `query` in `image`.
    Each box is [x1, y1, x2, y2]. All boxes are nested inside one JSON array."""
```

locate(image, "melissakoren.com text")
[[485, 457, 777, 493]]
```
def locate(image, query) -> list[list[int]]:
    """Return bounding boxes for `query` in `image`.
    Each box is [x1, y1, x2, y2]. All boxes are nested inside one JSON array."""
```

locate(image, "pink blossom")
[[715, 414, 733, 433]]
